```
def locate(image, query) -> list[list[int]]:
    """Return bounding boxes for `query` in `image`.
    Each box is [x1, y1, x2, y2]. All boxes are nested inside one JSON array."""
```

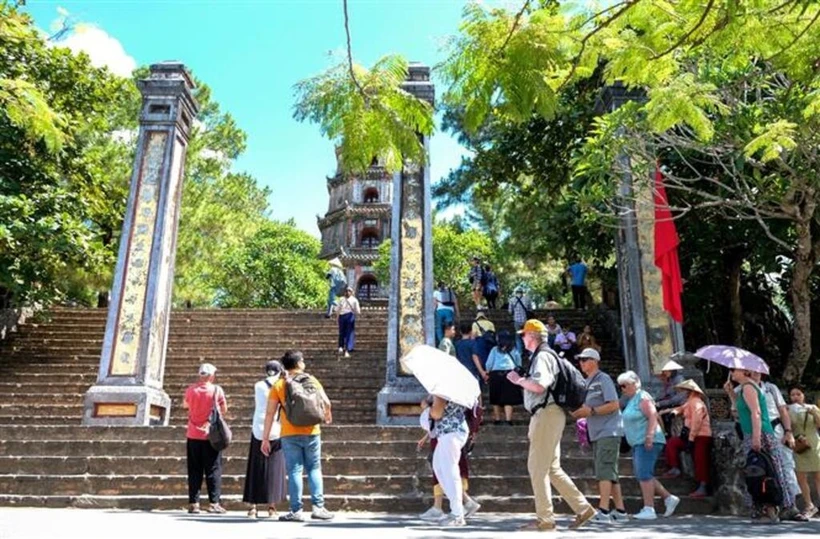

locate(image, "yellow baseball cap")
[[517, 319, 546, 334]]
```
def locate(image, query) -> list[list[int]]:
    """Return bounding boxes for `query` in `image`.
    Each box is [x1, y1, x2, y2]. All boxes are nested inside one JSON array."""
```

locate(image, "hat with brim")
[[661, 360, 684, 372], [328, 258, 343, 268], [475, 308, 488, 319], [674, 379, 704, 395], [517, 319, 546, 334], [198, 363, 217, 376], [576, 348, 601, 361]]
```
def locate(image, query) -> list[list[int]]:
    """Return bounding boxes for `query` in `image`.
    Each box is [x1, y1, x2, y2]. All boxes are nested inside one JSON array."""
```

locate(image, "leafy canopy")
[[293, 55, 434, 174]]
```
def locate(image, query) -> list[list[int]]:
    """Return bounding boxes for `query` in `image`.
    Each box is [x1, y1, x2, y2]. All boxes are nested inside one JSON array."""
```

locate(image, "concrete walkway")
[[0, 509, 818, 538]]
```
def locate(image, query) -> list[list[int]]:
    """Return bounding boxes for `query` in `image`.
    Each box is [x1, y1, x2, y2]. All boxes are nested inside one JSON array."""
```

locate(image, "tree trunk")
[[784, 215, 815, 384], [726, 253, 744, 346]]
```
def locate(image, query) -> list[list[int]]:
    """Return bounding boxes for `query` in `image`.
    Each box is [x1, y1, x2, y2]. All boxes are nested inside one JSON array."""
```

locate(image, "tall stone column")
[[377, 64, 434, 425], [83, 63, 199, 426], [596, 83, 685, 384]]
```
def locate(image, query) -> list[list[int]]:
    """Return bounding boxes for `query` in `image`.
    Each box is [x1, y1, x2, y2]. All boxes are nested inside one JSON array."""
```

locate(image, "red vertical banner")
[[654, 167, 684, 323]]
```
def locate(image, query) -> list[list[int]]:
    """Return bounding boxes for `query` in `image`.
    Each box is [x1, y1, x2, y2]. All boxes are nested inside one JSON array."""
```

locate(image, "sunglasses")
[[619, 384, 629, 389]]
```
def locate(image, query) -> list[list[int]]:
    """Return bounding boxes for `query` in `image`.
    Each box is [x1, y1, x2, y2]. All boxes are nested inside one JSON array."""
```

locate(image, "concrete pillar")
[[596, 82, 685, 384], [377, 64, 434, 425], [82, 63, 199, 426]]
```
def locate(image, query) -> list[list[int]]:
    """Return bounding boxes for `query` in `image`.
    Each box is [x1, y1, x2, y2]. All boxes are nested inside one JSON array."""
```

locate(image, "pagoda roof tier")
[[327, 165, 392, 190], [317, 203, 391, 228], [319, 246, 381, 262]]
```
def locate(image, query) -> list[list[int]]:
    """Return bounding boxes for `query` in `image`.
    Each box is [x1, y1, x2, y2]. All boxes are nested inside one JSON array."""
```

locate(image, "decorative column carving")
[[82, 63, 199, 426], [377, 64, 435, 425], [596, 82, 685, 383]]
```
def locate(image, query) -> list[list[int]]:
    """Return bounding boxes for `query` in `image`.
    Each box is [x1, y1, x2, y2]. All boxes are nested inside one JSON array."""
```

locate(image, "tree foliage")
[[374, 220, 494, 300], [293, 55, 433, 174], [0, 5, 137, 307], [215, 220, 327, 309]]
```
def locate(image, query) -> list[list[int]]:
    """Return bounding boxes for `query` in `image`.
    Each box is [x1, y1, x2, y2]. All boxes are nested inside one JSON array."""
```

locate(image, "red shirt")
[[185, 382, 226, 440]]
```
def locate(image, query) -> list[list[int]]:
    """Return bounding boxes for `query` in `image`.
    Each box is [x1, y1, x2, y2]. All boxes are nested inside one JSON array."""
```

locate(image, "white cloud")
[[57, 23, 137, 78]]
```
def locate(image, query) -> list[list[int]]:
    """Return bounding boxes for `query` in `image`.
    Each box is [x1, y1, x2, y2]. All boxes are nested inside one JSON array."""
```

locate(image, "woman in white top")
[[242, 360, 287, 518], [336, 286, 361, 358]]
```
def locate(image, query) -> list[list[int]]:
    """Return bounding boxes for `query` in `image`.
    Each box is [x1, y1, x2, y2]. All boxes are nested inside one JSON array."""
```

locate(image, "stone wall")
[[712, 421, 747, 516]]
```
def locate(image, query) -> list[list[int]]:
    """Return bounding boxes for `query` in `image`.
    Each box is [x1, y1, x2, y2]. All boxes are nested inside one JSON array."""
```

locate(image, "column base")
[[376, 378, 427, 426], [82, 384, 171, 426]]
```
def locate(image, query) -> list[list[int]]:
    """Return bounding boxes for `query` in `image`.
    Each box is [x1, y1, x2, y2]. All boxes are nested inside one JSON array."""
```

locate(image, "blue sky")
[[25, 0, 476, 236]]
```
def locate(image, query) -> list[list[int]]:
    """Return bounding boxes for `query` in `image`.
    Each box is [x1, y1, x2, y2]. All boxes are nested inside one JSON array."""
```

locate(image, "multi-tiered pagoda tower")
[[317, 154, 392, 302]]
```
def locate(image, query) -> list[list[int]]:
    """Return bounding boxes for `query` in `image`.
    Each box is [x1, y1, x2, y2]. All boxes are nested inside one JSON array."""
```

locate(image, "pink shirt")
[[681, 397, 711, 439], [185, 382, 226, 440]]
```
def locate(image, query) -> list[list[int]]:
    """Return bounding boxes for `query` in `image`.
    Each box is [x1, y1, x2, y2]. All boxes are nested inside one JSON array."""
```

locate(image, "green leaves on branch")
[[0, 79, 66, 152], [293, 55, 433, 173], [744, 120, 798, 163], [216, 221, 327, 309]]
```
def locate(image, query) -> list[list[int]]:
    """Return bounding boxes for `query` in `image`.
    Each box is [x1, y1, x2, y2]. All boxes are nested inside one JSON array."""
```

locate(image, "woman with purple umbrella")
[[731, 367, 801, 522]]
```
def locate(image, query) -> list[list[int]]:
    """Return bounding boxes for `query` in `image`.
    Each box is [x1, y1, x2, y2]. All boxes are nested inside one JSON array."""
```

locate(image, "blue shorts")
[[632, 442, 664, 481]]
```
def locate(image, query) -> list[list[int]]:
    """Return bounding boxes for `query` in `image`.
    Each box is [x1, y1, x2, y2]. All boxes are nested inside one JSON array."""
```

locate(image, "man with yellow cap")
[[506, 320, 596, 531]]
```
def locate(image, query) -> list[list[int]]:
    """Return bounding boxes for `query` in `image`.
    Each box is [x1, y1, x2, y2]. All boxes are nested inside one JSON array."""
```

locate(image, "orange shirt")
[[682, 396, 712, 439], [270, 373, 325, 437]]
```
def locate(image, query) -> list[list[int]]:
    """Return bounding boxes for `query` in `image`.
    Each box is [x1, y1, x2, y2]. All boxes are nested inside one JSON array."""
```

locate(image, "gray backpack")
[[284, 373, 326, 426]]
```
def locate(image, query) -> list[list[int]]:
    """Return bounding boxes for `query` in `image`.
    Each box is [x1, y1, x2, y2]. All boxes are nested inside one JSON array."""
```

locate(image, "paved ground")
[[0, 509, 819, 539]]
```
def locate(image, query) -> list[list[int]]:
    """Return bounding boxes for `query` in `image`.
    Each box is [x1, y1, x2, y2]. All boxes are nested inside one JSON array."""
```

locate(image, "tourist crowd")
[[178, 257, 820, 530]]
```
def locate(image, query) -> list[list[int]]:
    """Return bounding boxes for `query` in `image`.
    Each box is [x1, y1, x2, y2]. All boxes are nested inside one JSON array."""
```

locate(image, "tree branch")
[[557, 0, 640, 92], [764, 8, 820, 63], [342, 0, 368, 100], [651, 0, 715, 60], [497, 0, 532, 56]]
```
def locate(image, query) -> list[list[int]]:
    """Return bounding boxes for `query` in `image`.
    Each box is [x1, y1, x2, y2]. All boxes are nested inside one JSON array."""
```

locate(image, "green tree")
[[295, 0, 820, 381], [375, 220, 494, 300], [0, 5, 137, 308], [215, 220, 326, 309]]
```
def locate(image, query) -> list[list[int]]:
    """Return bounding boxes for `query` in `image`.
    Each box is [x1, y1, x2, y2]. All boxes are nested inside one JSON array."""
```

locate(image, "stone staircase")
[[0, 307, 715, 514]]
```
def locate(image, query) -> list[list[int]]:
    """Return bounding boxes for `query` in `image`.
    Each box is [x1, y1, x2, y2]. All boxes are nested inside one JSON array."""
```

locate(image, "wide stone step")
[[0, 454, 635, 477], [0, 424, 537, 442], [0, 439, 603, 459], [0, 413, 378, 425], [0, 473, 700, 498], [1, 388, 382, 404], [0, 492, 717, 514]]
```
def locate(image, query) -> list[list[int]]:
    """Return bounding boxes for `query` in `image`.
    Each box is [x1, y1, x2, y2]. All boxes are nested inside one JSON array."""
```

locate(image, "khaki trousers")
[[528, 404, 592, 524]]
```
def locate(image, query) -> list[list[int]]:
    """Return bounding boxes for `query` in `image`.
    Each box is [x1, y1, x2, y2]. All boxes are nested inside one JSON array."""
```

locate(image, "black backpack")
[[284, 373, 326, 427], [744, 449, 783, 507], [530, 343, 587, 414], [475, 320, 497, 347]]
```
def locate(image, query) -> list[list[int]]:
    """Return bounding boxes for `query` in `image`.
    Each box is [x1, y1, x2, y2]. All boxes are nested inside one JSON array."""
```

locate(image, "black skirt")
[[242, 436, 287, 505], [488, 370, 524, 406]]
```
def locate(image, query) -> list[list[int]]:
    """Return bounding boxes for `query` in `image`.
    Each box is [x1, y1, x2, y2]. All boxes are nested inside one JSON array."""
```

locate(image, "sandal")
[[267, 506, 278, 518], [247, 506, 257, 518]]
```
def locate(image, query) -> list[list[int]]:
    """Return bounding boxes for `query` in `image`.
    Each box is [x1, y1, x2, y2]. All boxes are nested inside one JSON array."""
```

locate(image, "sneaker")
[[663, 495, 680, 517], [519, 520, 556, 531], [661, 468, 682, 479], [311, 506, 335, 520], [279, 510, 306, 522], [633, 507, 657, 520], [592, 510, 612, 523], [419, 506, 445, 521], [764, 506, 780, 524], [438, 514, 466, 527], [610, 510, 629, 522], [344, 351, 350, 358], [568, 506, 597, 529], [689, 487, 708, 498], [337, 347, 343, 354], [464, 498, 481, 518], [187, 503, 200, 514]]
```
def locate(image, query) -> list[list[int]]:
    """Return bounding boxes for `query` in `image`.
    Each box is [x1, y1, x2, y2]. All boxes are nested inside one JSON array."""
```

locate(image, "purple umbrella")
[[694, 345, 770, 375]]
